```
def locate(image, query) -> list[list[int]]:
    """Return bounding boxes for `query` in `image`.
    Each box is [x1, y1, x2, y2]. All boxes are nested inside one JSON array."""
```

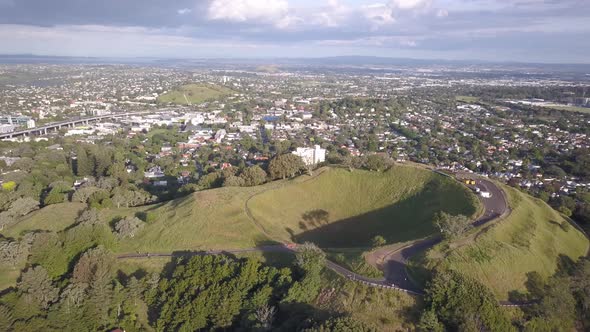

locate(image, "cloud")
[[362, 3, 396, 27], [390, 0, 431, 10], [207, 0, 289, 25], [0, 0, 588, 62]]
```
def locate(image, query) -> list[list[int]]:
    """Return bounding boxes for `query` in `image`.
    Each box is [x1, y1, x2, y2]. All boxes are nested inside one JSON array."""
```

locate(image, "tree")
[[88, 189, 112, 209], [114, 217, 145, 239], [295, 242, 326, 274], [365, 154, 390, 171], [371, 235, 386, 248], [417, 310, 444, 332], [43, 187, 65, 205], [198, 171, 223, 190], [72, 246, 114, 289], [107, 162, 128, 184], [526, 277, 577, 331], [76, 146, 93, 176], [285, 243, 325, 304], [223, 175, 245, 187], [17, 266, 59, 310], [71, 186, 101, 203], [434, 212, 471, 239], [305, 316, 377, 332], [0, 212, 14, 231], [423, 270, 514, 331], [9, 197, 40, 216], [240, 165, 267, 186], [571, 258, 590, 324], [254, 304, 276, 330], [76, 208, 101, 226], [268, 154, 304, 180], [558, 206, 572, 217]]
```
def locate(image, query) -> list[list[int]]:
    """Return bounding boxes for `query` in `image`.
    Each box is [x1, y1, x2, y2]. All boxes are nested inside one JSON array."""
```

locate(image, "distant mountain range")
[[1, 54, 589, 72]]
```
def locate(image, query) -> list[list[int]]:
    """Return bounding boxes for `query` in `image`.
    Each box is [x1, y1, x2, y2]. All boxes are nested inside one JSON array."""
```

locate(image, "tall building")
[[292, 145, 326, 166]]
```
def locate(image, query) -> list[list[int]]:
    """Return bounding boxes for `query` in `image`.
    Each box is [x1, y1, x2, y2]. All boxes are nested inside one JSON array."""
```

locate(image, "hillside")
[[248, 166, 480, 247], [418, 185, 589, 299], [157, 83, 234, 105]]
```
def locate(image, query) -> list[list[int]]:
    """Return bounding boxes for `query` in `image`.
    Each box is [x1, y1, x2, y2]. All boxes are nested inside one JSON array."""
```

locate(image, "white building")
[[0, 124, 17, 134], [292, 145, 326, 166]]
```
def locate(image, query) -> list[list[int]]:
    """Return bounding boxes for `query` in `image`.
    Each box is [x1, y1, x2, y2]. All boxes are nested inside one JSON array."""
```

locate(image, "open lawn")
[[540, 104, 590, 114], [1, 202, 86, 238], [419, 185, 589, 300], [114, 185, 277, 253], [248, 166, 479, 247], [157, 83, 234, 105], [456, 95, 480, 103]]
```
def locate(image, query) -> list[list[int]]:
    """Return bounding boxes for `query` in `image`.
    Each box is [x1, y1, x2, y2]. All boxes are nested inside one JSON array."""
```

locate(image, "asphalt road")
[[381, 177, 509, 290]]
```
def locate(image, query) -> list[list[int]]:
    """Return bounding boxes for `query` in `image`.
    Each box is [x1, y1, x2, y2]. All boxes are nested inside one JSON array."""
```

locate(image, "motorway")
[[0, 112, 149, 140], [117, 175, 513, 302]]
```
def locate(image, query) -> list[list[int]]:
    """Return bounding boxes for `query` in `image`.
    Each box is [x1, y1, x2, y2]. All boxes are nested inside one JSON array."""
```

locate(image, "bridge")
[[0, 112, 149, 140]]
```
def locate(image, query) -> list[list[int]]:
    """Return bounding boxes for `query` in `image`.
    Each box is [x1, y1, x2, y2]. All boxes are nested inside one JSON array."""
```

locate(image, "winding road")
[[118, 173, 513, 302]]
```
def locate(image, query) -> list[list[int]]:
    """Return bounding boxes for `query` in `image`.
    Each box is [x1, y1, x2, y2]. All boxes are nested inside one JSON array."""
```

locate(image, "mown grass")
[[114, 186, 276, 253], [420, 185, 589, 300], [248, 166, 479, 247], [157, 83, 234, 105], [1, 202, 86, 238], [539, 104, 590, 114]]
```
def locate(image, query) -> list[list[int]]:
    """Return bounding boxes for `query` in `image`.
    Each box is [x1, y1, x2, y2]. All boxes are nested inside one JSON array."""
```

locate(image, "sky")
[[0, 0, 589, 63]]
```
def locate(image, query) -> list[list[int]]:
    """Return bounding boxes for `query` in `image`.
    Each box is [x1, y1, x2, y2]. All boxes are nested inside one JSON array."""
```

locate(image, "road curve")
[[380, 176, 509, 291]]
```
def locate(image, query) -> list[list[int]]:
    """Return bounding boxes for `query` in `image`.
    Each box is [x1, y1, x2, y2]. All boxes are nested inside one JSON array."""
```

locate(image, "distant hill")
[[157, 83, 234, 105]]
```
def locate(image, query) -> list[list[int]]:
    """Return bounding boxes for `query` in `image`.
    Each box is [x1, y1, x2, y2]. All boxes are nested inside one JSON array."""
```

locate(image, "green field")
[[540, 104, 590, 114], [2, 202, 86, 238], [419, 185, 589, 299], [456, 95, 480, 103], [157, 83, 234, 105], [248, 166, 479, 247]]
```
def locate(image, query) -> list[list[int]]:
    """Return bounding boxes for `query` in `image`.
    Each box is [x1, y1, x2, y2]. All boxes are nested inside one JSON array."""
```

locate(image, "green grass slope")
[[158, 83, 234, 105], [421, 185, 589, 300], [115, 186, 273, 253], [1, 202, 86, 238], [248, 166, 479, 247]]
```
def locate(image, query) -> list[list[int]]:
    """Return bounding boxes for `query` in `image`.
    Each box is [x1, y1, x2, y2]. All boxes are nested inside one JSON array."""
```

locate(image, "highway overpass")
[[0, 112, 149, 140]]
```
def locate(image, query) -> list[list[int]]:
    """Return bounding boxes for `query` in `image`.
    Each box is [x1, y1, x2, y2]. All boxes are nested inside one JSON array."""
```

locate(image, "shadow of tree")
[[294, 179, 474, 247], [301, 209, 330, 229]]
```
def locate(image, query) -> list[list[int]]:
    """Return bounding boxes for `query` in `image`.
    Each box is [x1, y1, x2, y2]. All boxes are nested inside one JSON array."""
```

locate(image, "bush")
[[371, 235, 386, 248], [114, 217, 145, 238], [136, 211, 157, 223]]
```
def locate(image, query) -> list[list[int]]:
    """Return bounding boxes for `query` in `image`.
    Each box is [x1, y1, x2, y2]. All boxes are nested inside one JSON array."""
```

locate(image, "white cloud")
[[362, 3, 395, 27], [390, 0, 431, 10], [177, 8, 192, 15], [435, 8, 448, 17], [311, 0, 352, 27], [207, 0, 289, 25]]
